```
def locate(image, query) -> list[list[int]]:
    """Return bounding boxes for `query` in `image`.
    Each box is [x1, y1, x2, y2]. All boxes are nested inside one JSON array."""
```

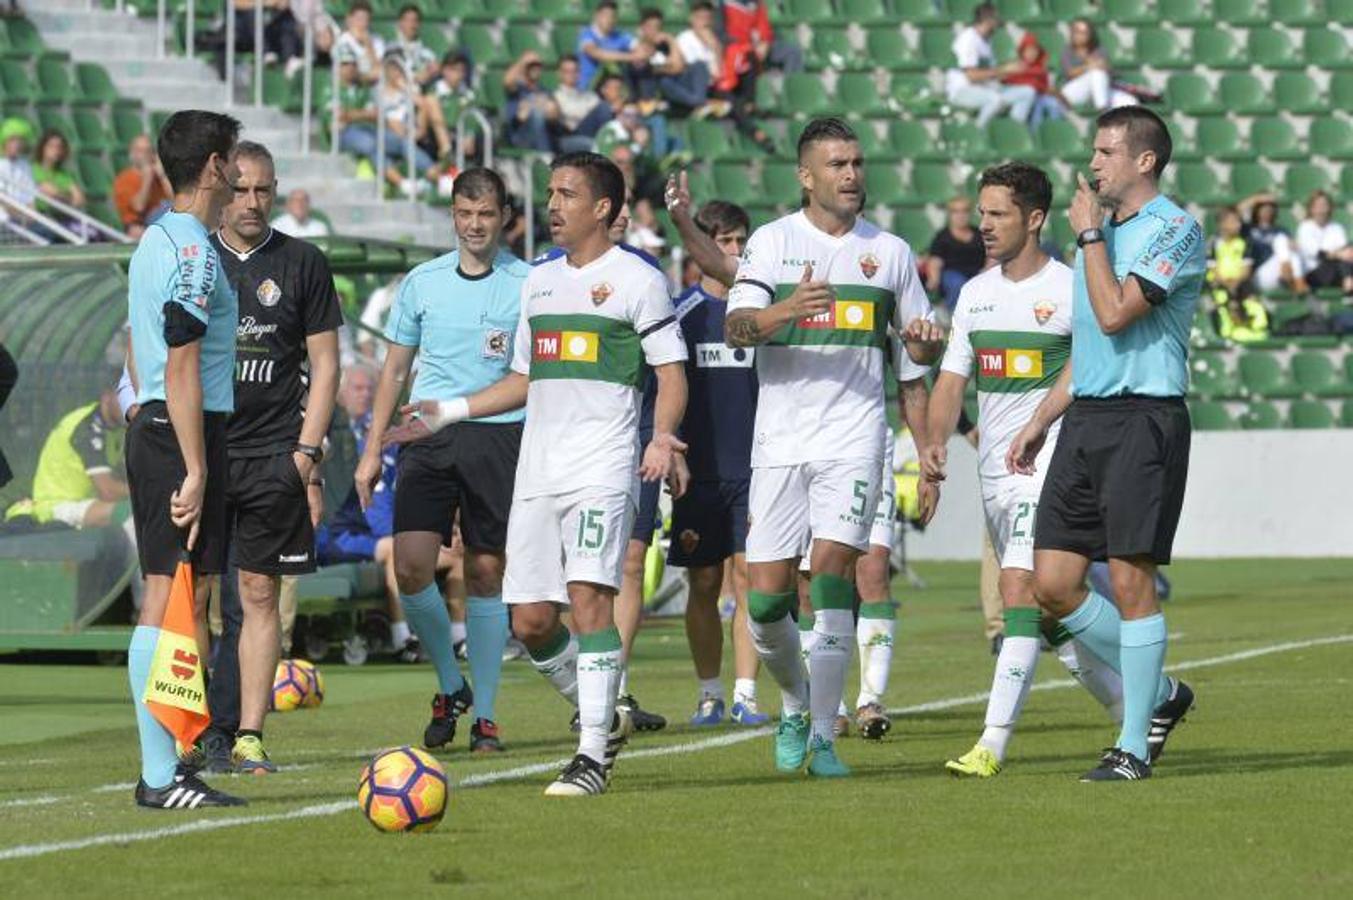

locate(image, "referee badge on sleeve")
[[482, 328, 511, 360]]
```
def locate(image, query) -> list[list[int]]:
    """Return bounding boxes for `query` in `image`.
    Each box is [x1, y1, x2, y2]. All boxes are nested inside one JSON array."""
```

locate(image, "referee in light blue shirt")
[[354, 168, 528, 755], [1007, 107, 1204, 782]]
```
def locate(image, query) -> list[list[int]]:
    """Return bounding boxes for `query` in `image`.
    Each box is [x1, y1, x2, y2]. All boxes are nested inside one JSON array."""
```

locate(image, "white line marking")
[[0, 797, 60, 809], [2, 633, 1347, 863]]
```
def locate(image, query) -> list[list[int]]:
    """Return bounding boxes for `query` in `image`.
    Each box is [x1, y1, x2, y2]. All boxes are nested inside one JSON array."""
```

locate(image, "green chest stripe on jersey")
[[970, 329, 1070, 394], [767, 283, 895, 349], [528, 312, 643, 388]]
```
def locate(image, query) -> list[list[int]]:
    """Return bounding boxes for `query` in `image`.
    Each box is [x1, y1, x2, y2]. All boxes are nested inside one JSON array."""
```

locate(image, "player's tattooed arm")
[[726, 263, 833, 346], [724, 309, 767, 347], [900, 376, 940, 525]]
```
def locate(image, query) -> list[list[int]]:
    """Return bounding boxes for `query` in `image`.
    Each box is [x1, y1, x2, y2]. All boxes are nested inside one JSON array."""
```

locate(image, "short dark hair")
[[398, 3, 421, 17], [691, 0, 715, 10], [978, 161, 1052, 224], [442, 50, 469, 67], [33, 128, 69, 166], [560, 53, 579, 65], [640, 6, 663, 22], [1096, 106, 1172, 178], [796, 116, 858, 162], [233, 139, 275, 174], [452, 166, 509, 208], [157, 109, 241, 194], [973, 2, 999, 23], [695, 200, 750, 238], [596, 0, 618, 11], [551, 151, 626, 228], [348, 0, 372, 14]]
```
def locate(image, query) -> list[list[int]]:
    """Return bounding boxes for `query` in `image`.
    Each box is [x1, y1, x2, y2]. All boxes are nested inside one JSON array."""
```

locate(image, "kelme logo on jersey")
[[256, 278, 282, 308], [1033, 300, 1057, 325], [534, 330, 599, 363], [858, 253, 880, 280], [590, 282, 613, 306], [800, 300, 874, 331], [978, 348, 1043, 379]]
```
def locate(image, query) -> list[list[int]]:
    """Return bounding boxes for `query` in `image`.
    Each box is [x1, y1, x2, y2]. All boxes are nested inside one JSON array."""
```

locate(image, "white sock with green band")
[[808, 574, 855, 745], [528, 626, 579, 707], [979, 608, 1042, 762], [747, 590, 808, 717], [856, 601, 897, 709], [577, 627, 623, 765]]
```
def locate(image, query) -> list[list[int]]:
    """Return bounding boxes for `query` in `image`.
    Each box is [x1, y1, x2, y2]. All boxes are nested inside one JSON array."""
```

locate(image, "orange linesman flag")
[[142, 557, 210, 750]]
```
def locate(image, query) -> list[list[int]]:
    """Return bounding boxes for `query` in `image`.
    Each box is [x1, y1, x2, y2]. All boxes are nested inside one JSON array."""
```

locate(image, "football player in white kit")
[[923, 162, 1123, 778], [725, 117, 943, 777]]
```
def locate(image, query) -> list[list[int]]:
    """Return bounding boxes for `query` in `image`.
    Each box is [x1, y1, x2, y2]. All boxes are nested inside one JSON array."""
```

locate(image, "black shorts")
[[1035, 396, 1191, 565], [630, 477, 662, 545], [125, 402, 229, 576], [668, 478, 749, 568], [226, 452, 316, 575], [393, 421, 521, 550]]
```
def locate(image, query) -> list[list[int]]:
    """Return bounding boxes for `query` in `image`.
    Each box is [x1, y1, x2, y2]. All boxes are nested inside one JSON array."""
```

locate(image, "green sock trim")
[[798, 611, 815, 632], [577, 626, 622, 654], [748, 590, 796, 624], [1046, 621, 1074, 647], [809, 573, 855, 611], [858, 601, 896, 620], [1003, 607, 1043, 638], [112, 499, 132, 525], [528, 626, 572, 662]]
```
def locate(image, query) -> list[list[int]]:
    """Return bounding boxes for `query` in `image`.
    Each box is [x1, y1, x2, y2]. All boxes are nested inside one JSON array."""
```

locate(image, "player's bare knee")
[[463, 550, 504, 597], [238, 571, 279, 612], [393, 558, 435, 597], [687, 565, 723, 603], [510, 603, 558, 647]]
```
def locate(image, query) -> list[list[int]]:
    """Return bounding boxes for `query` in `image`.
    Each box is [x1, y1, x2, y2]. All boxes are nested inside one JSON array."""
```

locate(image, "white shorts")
[[982, 473, 1045, 572], [503, 487, 636, 604], [50, 499, 97, 529], [746, 458, 883, 563], [869, 458, 896, 549]]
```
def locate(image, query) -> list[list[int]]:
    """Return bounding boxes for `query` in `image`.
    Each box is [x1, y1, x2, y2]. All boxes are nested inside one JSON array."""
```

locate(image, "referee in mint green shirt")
[[1007, 108, 1203, 782], [355, 168, 528, 755]]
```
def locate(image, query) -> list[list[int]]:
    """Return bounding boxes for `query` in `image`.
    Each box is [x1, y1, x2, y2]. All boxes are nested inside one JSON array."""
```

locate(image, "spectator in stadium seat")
[[375, 54, 445, 191], [1214, 286, 1270, 344], [504, 50, 560, 153], [0, 117, 37, 211], [32, 130, 86, 213], [631, 8, 721, 117], [578, 0, 647, 89], [1206, 206, 1254, 298], [432, 51, 479, 160], [1059, 19, 1137, 113], [392, 4, 440, 89], [927, 195, 987, 311], [210, 0, 304, 80], [1003, 32, 1065, 130], [1296, 190, 1353, 294], [113, 134, 172, 239], [271, 188, 330, 238], [1241, 194, 1308, 295], [554, 55, 603, 152], [946, 3, 1036, 128], [334, 0, 385, 86], [721, 0, 803, 77]]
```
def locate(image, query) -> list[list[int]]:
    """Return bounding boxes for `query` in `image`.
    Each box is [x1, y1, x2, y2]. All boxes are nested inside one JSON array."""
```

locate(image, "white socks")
[[391, 619, 411, 647], [979, 634, 1041, 762], [733, 677, 757, 705], [698, 677, 723, 699], [855, 604, 897, 709], [747, 614, 809, 718], [1057, 638, 1125, 724], [577, 628, 623, 765], [529, 630, 579, 707], [808, 608, 853, 745]]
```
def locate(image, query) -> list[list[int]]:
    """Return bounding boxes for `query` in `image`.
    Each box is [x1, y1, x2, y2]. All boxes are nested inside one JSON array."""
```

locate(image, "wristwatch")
[[1077, 227, 1106, 248], [294, 442, 324, 464]]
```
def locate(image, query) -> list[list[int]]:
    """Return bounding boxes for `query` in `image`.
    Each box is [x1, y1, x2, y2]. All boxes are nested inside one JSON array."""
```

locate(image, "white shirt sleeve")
[[727, 225, 778, 312], [634, 273, 687, 366], [953, 29, 986, 70], [510, 280, 532, 376], [891, 242, 935, 382], [1295, 221, 1323, 268], [940, 292, 974, 379]]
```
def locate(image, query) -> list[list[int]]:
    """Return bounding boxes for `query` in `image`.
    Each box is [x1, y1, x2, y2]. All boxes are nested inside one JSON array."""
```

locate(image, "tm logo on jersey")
[[534, 330, 598, 363], [978, 349, 1043, 379], [799, 300, 874, 331]]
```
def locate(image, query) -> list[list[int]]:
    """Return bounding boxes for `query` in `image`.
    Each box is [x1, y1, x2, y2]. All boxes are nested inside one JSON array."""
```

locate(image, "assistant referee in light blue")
[[354, 168, 528, 755], [1008, 107, 1204, 782]]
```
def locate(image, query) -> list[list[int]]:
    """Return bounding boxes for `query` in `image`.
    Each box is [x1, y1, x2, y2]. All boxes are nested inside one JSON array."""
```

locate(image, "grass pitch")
[[1, 559, 1351, 898]]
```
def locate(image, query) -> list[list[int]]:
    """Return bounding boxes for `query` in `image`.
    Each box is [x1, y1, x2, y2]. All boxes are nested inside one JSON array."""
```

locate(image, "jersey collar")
[[216, 226, 276, 261]]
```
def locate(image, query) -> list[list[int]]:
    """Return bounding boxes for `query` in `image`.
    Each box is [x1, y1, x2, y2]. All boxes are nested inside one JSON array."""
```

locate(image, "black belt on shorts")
[[1072, 393, 1186, 410], [137, 400, 229, 425]]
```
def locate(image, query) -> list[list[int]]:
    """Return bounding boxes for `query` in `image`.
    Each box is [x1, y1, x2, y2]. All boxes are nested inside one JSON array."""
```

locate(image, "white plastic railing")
[[0, 189, 130, 246]]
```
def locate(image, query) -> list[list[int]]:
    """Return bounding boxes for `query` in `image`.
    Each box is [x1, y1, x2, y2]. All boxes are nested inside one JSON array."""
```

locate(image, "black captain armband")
[[163, 302, 207, 347], [1130, 274, 1168, 307]]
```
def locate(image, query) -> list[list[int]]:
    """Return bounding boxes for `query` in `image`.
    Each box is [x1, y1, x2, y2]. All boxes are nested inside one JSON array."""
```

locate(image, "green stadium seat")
[[525, 0, 587, 26], [550, 25, 578, 61], [1238, 400, 1282, 429], [894, 0, 950, 24], [893, 209, 935, 249], [1047, 0, 1103, 20], [459, 24, 505, 67], [76, 153, 114, 201], [35, 107, 76, 144], [1304, 28, 1353, 69], [867, 28, 923, 72], [1239, 350, 1302, 399], [852, 122, 897, 162], [1195, 117, 1246, 162], [1283, 164, 1330, 202], [1335, 0, 1353, 24], [1166, 74, 1222, 115], [1289, 399, 1336, 428], [505, 25, 556, 65], [783, 0, 835, 24], [998, 0, 1057, 24], [867, 165, 909, 206], [1189, 351, 1242, 399], [1229, 162, 1275, 200], [889, 74, 944, 116], [3, 18, 59, 61], [909, 163, 960, 207], [688, 120, 749, 162], [888, 120, 943, 161], [1251, 117, 1304, 161], [1311, 119, 1353, 160], [1247, 28, 1304, 71], [1218, 74, 1273, 116], [1173, 163, 1228, 206], [0, 59, 33, 104], [808, 28, 864, 70], [1188, 400, 1236, 430], [1133, 28, 1190, 69], [1158, 0, 1209, 25], [74, 63, 123, 107], [712, 160, 759, 207], [783, 73, 834, 117], [1192, 28, 1247, 70], [1344, 165, 1353, 198], [761, 162, 802, 203], [1215, 0, 1267, 24], [919, 28, 958, 69], [1275, 0, 1324, 25], [1102, 0, 1157, 26], [940, 121, 996, 164], [837, 72, 890, 119], [72, 108, 114, 154], [1291, 351, 1353, 397], [1273, 73, 1326, 116], [841, 0, 894, 25], [1343, 398, 1353, 427], [1333, 72, 1353, 111], [1036, 118, 1084, 162], [35, 58, 80, 106], [988, 117, 1040, 161], [112, 107, 146, 146]]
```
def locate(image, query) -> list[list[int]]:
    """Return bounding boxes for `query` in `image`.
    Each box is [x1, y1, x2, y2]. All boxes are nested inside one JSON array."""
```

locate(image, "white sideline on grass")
[[1, 633, 1349, 863]]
